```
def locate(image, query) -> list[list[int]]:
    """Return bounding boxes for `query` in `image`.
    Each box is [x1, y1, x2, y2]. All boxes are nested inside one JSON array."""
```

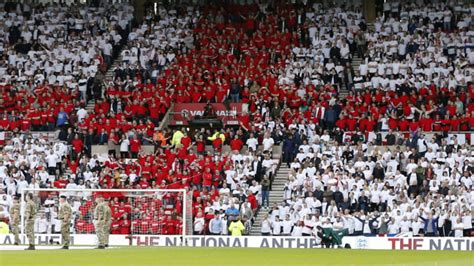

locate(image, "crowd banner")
[[0, 234, 471, 251], [171, 103, 244, 126]]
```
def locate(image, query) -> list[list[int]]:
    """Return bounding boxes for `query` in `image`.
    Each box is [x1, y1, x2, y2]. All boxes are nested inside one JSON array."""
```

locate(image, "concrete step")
[[271, 185, 285, 188], [251, 164, 289, 235], [271, 188, 285, 191]]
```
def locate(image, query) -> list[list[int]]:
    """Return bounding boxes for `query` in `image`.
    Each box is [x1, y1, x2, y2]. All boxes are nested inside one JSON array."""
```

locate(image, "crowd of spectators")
[[93, 1, 310, 135], [0, 123, 280, 235], [0, 2, 133, 132], [279, 5, 364, 90], [259, 127, 473, 237], [272, 1, 474, 135], [252, 1, 474, 237], [355, 3, 473, 91], [0, 0, 473, 239]]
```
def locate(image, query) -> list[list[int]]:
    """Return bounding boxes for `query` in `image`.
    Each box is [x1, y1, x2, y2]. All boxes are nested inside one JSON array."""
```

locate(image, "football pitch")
[[0, 247, 472, 266]]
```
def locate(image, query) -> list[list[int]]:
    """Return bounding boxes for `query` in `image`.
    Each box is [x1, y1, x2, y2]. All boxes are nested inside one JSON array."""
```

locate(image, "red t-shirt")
[[130, 139, 141, 153], [120, 219, 131, 234], [181, 136, 192, 149], [419, 118, 433, 131], [230, 138, 244, 151], [71, 139, 84, 153], [398, 120, 410, 131], [202, 172, 213, 187]]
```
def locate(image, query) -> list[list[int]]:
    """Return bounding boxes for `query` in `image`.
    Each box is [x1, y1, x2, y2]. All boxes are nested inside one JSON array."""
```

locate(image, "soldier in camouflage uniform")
[[94, 195, 106, 249], [58, 195, 72, 249], [25, 193, 36, 250], [103, 198, 112, 247], [9, 197, 21, 245]]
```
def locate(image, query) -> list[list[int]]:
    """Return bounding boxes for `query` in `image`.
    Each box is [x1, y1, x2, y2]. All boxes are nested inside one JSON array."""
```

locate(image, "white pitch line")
[[0, 245, 117, 251]]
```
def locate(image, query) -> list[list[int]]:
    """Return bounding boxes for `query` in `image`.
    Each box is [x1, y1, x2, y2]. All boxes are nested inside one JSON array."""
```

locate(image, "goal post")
[[20, 188, 189, 245]]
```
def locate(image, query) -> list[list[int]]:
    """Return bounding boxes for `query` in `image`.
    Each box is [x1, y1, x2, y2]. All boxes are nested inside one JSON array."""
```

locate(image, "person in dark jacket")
[[329, 43, 341, 64], [282, 134, 297, 167], [323, 106, 337, 130], [333, 188, 344, 206], [229, 78, 241, 102], [420, 211, 439, 236], [372, 163, 385, 180]]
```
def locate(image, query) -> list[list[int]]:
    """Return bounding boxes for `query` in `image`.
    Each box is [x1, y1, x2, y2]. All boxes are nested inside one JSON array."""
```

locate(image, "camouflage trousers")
[[11, 223, 20, 244], [96, 221, 106, 246], [25, 220, 35, 246], [61, 221, 71, 246], [105, 221, 111, 245]]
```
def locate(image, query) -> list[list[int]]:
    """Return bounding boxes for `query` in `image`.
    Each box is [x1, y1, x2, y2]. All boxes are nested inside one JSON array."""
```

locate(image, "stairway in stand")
[[350, 22, 374, 75], [339, 23, 374, 102], [250, 165, 291, 236], [85, 56, 123, 114]]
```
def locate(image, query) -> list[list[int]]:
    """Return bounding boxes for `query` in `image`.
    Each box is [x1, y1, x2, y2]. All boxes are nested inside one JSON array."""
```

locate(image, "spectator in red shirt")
[[195, 135, 206, 155], [76, 215, 88, 234], [180, 132, 192, 149], [229, 135, 244, 152], [165, 216, 176, 235], [71, 134, 84, 159], [202, 168, 213, 191], [419, 114, 434, 131], [247, 191, 258, 211], [130, 135, 142, 158], [120, 214, 131, 235]]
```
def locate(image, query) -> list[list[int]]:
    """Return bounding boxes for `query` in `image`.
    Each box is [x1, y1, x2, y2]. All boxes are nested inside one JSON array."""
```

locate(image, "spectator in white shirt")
[[281, 215, 294, 236], [246, 133, 258, 152], [452, 218, 464, 238], [35, 213, 49, 234], [262, 134, 274, 153], [272, 216, 282, 236], [261, 213, 272, 236]]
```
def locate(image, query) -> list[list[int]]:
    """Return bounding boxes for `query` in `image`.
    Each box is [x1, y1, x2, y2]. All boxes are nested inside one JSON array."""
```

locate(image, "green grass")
[[0, 247, 472, 266]]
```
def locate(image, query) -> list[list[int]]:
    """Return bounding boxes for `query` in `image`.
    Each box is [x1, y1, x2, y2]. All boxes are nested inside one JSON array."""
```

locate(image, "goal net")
[[20, 188, 189, 245]]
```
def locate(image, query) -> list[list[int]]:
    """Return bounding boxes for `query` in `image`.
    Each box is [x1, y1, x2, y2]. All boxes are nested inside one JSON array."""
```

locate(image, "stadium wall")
[[0, 234, 471, 251]]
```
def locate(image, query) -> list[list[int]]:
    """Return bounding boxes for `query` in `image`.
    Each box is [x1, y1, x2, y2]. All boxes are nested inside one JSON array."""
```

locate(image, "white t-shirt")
[[16, 180, 29, 194], [388, 223, 400, 234], [261, 219, 272, 234], [77, 108, 88, 122], [120, 139, 130, 152], [46, 154, 58, 167], [246, 138, 258, 151], [453, 222, 464, 237], [35, 218, 48, 233], [262, 138, 274, 151], [282, 220, 293, 234], [272, 221, 282, 235], [399, 220, 411, 233], [194, 217, 204, 232]]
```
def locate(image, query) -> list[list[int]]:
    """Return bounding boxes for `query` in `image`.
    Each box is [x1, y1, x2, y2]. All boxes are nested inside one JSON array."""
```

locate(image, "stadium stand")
[[0, 0, 473, 240], [0, 2, 133, 132]]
